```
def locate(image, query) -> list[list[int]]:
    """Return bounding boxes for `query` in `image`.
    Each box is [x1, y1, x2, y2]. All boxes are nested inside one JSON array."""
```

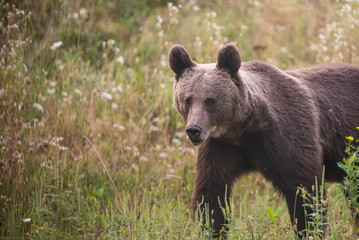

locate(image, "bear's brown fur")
[[168, 44, 359, 237]]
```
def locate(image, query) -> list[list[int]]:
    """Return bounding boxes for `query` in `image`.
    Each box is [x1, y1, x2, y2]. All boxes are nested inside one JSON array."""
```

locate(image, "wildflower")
[[74, 88, 82, 96], [114, 47, 120, 53], [240, 184, 245, 188], [158, 30, 164, 37], [356, 127, 359, 130], [79, 8, 87, 18], [0, 89, 6, 97], [150, 125, 159, 132], [111, 103, 118, 109], [338, 52, 343, 60], [116, 56, 124, 65], [73, 12, 79, 19], [47, 88, 55, 95], [23, 218, 31, 223], [61, 91, 68, 97], [275, 24, 286, 32], [346, 136, 354, 141], [156, 15, 163, 24], [101, 92, 113, 100], [107, 39, 115, 45], [141, 156, 148, 163], [32, 103, 44, 113], [50, 41, 63, 51], [49, 81, 57, 87]]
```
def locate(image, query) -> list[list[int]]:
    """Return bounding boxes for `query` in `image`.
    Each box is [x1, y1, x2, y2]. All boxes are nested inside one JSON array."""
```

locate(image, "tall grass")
[[0, 0, 358, 239]]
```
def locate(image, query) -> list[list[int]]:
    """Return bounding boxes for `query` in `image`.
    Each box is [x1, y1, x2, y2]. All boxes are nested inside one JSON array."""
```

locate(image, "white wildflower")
[[157, 15, 163, 24], [338, 52, 343, 60], [150, 125, 159, 132], [160, 83, 165, 88], [73, 12, 79, 19], [107, 39, 115, 45], [113, 123, 126, 131], [101, 92, 113, 100], [0, 89, 6, 97], [275, 24, 286, 32], [47, 88, 55, 95], [79, 8, 87, 18], [23, 218, 31, 223], [49, 81, 57, 87], [114, 47, 120, 53], [50, 41, 63, 51], [61, 91, 68, 97], [140, 155, 148, 163], [74, 88, 82, 95], [116, 56, 124, 65], [158, 30, 164, 37], [111, 102, 118, 109], [32, 103, 44, 113], [193, 5, 200, 11]]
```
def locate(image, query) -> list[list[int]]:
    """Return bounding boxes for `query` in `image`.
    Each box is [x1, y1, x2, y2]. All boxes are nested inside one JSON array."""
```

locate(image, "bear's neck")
[[230, 71, 276, 141]]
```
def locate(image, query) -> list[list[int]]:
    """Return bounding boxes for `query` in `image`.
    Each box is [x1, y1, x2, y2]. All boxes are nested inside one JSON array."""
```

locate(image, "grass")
[[0, 0, 358, 239]]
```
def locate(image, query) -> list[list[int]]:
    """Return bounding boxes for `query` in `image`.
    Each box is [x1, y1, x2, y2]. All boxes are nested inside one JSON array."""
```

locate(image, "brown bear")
[[168, 43, 359, 237]]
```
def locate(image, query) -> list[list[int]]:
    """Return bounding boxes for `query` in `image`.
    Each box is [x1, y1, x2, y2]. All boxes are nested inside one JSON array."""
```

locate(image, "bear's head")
[[169, 44, 245, 145]]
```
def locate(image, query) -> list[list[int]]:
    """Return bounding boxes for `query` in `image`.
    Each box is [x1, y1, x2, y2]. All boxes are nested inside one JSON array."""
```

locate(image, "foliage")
[[338, 134, 359, 231], [0, 0, 358, 239]]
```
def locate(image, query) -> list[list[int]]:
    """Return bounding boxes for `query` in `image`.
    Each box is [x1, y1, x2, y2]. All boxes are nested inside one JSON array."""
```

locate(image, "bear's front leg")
[[191, 139, 245, 237], [191, 170, 231, 237]]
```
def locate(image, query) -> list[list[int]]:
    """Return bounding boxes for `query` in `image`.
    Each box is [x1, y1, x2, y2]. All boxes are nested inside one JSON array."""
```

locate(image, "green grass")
[[0, 0, 358, 239]]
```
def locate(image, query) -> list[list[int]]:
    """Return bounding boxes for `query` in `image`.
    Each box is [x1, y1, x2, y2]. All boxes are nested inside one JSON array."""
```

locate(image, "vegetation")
[[1, 0, 358, 239]]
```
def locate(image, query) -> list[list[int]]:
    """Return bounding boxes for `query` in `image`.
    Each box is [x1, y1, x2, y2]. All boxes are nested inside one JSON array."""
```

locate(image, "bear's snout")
[[186, 124, 202, 145]]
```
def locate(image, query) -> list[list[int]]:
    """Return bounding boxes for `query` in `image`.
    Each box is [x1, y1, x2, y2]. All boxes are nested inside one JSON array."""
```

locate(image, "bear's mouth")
[[190, 139, 203, 146]]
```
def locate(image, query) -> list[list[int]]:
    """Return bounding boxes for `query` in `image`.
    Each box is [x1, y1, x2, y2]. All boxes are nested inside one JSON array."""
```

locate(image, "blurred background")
[[0, 0, 358, 238]]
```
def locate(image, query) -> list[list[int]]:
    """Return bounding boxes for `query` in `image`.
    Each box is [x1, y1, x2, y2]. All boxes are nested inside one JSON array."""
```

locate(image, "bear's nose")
[[186, 125, 202, 140]]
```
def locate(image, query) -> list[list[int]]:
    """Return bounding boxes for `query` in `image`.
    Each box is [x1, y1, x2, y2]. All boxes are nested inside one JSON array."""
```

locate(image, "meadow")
[[0, 0, 358, 239]]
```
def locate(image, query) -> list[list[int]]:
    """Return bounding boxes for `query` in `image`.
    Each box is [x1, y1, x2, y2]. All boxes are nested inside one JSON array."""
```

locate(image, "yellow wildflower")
[[356, 127, 359, 130], [346, 136, 354, 141]]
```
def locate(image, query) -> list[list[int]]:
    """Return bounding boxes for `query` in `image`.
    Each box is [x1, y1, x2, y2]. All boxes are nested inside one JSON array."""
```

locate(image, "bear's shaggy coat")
[[169, 44, 359, 237]]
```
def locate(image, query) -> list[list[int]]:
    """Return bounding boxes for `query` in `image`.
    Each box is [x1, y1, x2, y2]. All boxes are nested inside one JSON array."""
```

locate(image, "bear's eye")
[[205, 98, 216, 105], [184, 97, 191, 106]]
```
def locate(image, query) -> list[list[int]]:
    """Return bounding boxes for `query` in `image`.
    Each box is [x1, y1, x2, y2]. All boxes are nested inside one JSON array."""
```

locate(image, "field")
[[1, 0, 359, 239]]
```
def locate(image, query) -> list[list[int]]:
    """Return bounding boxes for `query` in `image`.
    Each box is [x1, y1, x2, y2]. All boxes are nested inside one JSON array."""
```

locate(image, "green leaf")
[[267, 208, 275, 222]]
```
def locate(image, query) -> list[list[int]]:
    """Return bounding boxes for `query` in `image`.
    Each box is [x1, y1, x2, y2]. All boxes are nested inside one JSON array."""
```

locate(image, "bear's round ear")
[[217, 44, 241, 76], [168, 45, 194, 76]]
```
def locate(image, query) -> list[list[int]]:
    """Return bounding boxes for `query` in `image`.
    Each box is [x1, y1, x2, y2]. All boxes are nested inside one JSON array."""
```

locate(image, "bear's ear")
[[217, 44, 241, 76], [168, 45, 194, 76]]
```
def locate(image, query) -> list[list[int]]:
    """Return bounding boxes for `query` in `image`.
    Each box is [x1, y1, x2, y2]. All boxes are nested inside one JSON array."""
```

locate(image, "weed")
[[1, 0, 359, 239], [338, 133, 359, 232]]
